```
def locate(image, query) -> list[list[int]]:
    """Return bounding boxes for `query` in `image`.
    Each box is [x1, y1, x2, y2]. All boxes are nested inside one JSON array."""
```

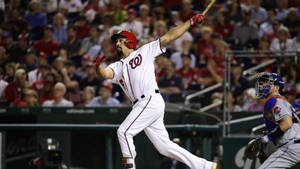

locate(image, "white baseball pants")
[[117, 93, 213, 169]]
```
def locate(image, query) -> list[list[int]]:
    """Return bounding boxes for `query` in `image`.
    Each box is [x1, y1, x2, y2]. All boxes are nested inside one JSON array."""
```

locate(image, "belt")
[[133, 89, 160, 105], [294, 139, 300, 144]]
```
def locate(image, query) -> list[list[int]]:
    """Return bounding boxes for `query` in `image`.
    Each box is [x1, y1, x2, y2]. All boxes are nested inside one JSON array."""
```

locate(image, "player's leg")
[[259, 142, 300, 169], [144, 114, 215, 169], [117, 96, 161, 168]]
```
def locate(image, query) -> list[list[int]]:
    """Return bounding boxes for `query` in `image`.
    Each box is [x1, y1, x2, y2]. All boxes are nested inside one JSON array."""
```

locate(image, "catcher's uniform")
[[108, 39, 214, 169], [259, 95, 300, 169]]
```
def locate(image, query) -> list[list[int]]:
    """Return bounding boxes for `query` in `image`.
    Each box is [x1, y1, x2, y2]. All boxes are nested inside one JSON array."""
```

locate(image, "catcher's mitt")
[[244, 138, 264, 160]]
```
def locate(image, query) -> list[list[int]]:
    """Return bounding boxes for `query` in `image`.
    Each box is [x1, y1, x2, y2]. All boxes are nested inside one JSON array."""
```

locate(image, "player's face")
[[116, 38, 127, 56]]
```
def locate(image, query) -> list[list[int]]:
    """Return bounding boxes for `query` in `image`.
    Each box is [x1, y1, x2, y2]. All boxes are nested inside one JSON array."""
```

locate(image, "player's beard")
[[116, 49, 124, 58]]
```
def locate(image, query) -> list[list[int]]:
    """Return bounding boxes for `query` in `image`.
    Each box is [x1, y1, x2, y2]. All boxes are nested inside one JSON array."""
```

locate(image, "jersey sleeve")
[[272, 99, 292, 122], [107, 61, 123, 84], [140, 39, 166, 61]]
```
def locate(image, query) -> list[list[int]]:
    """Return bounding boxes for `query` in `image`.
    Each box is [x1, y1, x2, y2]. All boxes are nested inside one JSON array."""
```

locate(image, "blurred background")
[[0, 0, 299, 168]]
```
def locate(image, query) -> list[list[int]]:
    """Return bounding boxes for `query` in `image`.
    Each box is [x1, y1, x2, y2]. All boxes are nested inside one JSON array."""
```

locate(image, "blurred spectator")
[[10, 34, 29, 63], [276, 0, 289, 20], [152, 2, 171, 24], [160, 138, 185, 169], [282, 63, 300, 89], [23, 89, 39, 106], [52, 12, 68, 44], [39, 0, 58, 17], [33, 72, 55, 104], [76, 54, 92, 79], [121, 8, 143, 40], [224, 0, 243, 24], [158, 60, 183, 100], [28, 52, 49, 84], [214, 10, 234, 41], [266, 19, 283, 41], [250, 0, 268, 25], [152, 20, 168, 40], [33, 25, 59, 64], [0, 46, 8, 68], [155, 54, 167, 79], [59, 0, 83, 23], [86, 83, 121, 107], [173, 30, 193, 53], [270, 27, 294, 51], [175, 53, 199, 90], [77, 86, 95, 107], [60, 67, 81, 105], [61, 25, 81, 66], [3, 32, 14, 61], [179, 0, 196, 22], [110, 0, 128, 26], [198, 40, 229, 86], [3, 68, 27, 104], [0, 0, 4, 11], [0, 67, 8, 99], [292, 28, 300, 49], [24, 0, 48, 40], [230, 62, 251, 104], [137, 4, 151, 39], [13, 81, 31, 107], [24, 50, 37, 72], [231, 9, 259, 50], [4, 63, 17, 83], [42, 82, 73, 107], [259, 9, 277, 38], [65, 61, 81, 83], [281, 7, 300, 37], [285, 87, 300, 109], [75, 15, 91, 40], [197, 26, 214, 60], [4, 8, 28, 37], [79, 62, 101, 90], [171, 39, 196, 69], [78, 25, 102, 58]]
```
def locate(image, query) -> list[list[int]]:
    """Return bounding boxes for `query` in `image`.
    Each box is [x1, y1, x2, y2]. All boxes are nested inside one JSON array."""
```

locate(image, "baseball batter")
[[254, 72, 300, 169], [94, 14, 219, 169]]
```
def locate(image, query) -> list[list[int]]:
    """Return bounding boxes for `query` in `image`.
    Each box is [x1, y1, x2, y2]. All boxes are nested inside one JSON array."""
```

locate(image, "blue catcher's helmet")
[[255, 72, 285, 98]]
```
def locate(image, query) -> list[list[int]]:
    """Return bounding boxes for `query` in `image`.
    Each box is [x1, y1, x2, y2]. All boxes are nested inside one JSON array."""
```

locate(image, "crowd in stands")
[[0, 0, 299, 111]]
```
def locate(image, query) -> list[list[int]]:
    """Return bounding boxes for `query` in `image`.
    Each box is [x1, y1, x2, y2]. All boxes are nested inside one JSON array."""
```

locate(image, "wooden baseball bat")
[[202, 0, 216, 15]]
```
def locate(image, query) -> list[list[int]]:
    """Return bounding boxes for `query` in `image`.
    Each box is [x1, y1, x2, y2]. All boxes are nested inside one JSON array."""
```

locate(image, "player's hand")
[[190, 14, 205, 26], [93, 55, 106, 67]]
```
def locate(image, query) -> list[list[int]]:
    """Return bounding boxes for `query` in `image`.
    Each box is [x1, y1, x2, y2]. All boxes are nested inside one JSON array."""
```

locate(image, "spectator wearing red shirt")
[[179, 0, 196, 22], [33, 25, 59, 64], [75, 15, 90, 40], [175, 54, 199, 90], [4, 9, 28, 36], [32, 72, 55, 104], [3, 69, 27, 104], [197, 26, 214, 63], [214, 10, 234, 41]]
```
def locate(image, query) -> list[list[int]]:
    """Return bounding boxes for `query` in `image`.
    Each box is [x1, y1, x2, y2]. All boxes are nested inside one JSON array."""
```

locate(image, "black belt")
[[133, 90, 160, 105], [295, 139, 300, 144]]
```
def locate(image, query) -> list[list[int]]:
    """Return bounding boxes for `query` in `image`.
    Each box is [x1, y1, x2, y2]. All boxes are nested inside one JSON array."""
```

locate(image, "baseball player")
[[94, 14, 219, 169], [244, 72, 300, 168]]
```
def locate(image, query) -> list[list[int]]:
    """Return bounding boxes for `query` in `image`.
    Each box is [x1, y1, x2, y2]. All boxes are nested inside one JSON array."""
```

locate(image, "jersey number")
[[129, 54, 142, 69]]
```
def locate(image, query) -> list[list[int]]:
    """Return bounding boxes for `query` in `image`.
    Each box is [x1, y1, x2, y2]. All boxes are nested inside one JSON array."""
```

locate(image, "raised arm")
[[160, 14, 205, 48], [94, 56, 114, 80]]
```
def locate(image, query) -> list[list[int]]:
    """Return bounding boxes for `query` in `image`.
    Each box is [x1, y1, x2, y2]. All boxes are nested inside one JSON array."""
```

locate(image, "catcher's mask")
[[255, 72, 284, 98], [39, 138, 62, 168]]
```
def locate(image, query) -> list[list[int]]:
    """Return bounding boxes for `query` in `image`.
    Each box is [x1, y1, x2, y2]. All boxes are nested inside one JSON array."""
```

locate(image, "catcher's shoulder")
[[264, 96, 277, 113]]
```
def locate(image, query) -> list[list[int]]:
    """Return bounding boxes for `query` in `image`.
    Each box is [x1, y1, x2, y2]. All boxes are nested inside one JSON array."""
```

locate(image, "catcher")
[[244, 72, 300, 168]]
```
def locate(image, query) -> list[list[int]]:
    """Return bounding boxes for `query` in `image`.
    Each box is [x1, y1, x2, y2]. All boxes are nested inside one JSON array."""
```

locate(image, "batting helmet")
[[255, 72, 285, 98], [111, 30, 137, 49]]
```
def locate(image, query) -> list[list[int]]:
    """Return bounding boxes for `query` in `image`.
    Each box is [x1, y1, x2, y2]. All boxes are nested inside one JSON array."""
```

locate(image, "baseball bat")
[[202, 0, 216, 15]]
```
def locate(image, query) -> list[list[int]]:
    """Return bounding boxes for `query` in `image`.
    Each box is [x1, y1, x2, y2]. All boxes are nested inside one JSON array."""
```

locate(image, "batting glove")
[[93, 55, 106, 66], [190, 14, 205, 26]]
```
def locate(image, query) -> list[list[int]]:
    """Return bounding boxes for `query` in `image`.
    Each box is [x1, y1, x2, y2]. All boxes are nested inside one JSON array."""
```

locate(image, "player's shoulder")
[[264, 96, 277, 113]]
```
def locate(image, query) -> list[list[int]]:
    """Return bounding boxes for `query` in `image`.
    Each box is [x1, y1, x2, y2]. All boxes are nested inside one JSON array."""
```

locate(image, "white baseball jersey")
[[108, 39, 165, 102]]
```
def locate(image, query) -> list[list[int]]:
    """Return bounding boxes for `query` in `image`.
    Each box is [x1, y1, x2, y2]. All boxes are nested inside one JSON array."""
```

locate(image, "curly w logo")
[[129, 54, 142, 69]]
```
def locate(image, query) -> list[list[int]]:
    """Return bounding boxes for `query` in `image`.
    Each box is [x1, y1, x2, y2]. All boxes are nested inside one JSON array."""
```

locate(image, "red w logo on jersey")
[[129, 54, 142, 69]]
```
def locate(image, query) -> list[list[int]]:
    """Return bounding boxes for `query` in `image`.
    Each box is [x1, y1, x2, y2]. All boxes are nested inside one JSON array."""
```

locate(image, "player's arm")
[[94, 56, 114, 80], [267, 116, 293, 144], [160, 14, 205, 48]]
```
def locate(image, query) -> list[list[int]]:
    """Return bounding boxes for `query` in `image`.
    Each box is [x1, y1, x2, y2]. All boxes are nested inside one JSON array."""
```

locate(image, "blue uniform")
[[260, 95, 300, 169]]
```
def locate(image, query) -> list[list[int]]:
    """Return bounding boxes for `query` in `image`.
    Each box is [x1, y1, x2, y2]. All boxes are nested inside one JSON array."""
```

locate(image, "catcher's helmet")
[[111, 30, 137, 49], [255, 72, 284, 98]]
